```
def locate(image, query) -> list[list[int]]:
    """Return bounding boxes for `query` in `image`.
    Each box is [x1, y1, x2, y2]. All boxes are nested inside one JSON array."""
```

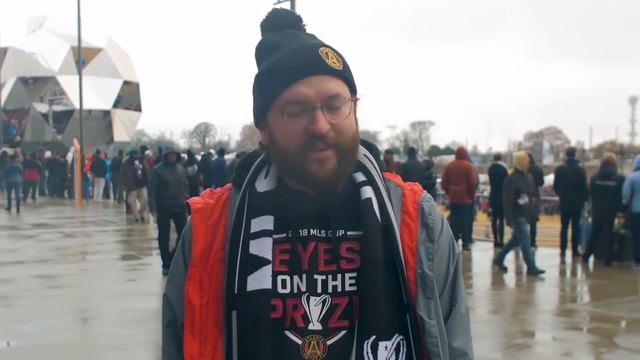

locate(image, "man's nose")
[[307, 107, 331, 135]]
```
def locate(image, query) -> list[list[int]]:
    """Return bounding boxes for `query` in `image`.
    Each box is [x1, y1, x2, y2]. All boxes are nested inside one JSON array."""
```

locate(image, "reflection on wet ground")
[[0, 199, 162, 359], [1, 199, 639, 359], [465, 243, 640, 359]]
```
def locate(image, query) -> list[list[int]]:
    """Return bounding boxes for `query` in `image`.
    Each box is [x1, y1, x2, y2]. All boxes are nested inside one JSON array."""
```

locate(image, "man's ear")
[[258, 123, 270, 148]]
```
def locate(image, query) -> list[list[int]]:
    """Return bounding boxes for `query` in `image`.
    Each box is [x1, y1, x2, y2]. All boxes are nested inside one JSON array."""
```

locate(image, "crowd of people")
[[0, 145, 236, 276], [5, 140, 640, 276], [487, 146, 640, 272], [0, 148, 71, 213], [3, 140, 640, 276], [381, 144, 640, 274]]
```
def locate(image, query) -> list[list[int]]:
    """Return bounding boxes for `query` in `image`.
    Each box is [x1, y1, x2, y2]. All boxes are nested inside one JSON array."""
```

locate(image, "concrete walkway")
[[1, 198, 639, 359]]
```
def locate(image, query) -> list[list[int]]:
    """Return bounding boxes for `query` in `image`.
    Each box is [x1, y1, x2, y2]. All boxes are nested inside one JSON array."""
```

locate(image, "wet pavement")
[[0, 198, 163, 359], [1, 198, 640, 359]]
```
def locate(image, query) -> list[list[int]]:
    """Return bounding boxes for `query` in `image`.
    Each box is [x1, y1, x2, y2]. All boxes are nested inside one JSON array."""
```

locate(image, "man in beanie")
[[162, 8, 472, 360], [553, 146, 588, 258], [149, 148, 188, 275], [493, 151, 546, 276]]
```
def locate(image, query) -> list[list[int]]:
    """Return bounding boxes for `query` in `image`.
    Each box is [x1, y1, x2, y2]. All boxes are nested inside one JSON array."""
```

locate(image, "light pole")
[[274, 0, 296, 12], [77, 0, 84, 154], [75, 0, 85, 204], [0, 33, 4, 148], [630, 95, 638, 146]]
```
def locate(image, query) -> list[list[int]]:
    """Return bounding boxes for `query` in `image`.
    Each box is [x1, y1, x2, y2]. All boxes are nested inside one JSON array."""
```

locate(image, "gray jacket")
[[149, 161, 188, 213], [162, 181, 474, 360]]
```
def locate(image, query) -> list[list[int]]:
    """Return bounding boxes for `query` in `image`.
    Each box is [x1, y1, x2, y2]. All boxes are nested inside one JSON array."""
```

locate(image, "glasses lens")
[[282, 103, 312, 123], [323, 96, 352, 122]]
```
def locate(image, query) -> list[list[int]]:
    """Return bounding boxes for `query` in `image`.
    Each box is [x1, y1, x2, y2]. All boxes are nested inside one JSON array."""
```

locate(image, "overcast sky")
[[2, 0, 640, 151]]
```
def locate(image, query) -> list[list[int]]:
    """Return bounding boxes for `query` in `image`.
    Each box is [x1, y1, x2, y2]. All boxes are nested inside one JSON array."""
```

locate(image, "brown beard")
[[265, 127, 360, 194]]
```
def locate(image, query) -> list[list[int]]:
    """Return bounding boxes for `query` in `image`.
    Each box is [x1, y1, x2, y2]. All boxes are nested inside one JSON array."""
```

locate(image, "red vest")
[[183, 173, 424, 359]]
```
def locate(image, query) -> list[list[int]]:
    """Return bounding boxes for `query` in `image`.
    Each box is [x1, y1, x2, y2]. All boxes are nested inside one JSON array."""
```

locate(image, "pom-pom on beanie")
[[252, 8, 357, 126]]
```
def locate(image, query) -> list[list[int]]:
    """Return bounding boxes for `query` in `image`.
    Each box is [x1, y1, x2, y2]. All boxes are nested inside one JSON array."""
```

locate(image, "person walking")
[[383, 148, 399, 173], [0, 150, 9, 193], [162, 8, 473, 360], [553, 147, 588, 258], [198, 150, 215, 189], [37, 149, 48, 197], [121, 149, 150, 223], [53, 153, 69, 198], [144, 148, 155, 169], [110, 150, 125, 203], [528, 153, 544, 249], [488, 153, 508, 248], [226, 151, 246, 183], [493, 151, 546, 276], [184, 150, 200, 197], [153, 146, 164, 167], [90, 149, 107, 201], [622, 154, 640, 270], [441, 146, 478, 250], [211, 147, 227, 189], [149, 148, 188, 276], [22, 152, 42, 203], [422, 158, 438, 199], [584, 153, 624, 266], [400, 146, 425, 184], [4, 154, 23, 214]]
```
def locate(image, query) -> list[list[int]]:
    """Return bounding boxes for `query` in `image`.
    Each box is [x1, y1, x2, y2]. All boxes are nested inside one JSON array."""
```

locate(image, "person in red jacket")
[[23, 152, 43, 203], [441, 146, 478, 250], [162, 8, 473, 360]]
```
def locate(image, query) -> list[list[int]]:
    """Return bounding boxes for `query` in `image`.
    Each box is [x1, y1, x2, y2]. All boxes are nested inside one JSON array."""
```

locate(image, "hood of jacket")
[[565, 157, 580, 167], [597, 163, 618, 179], [455, 146, 469, 161], [513, 151, 528, 172], [634, 154, 640, 170]]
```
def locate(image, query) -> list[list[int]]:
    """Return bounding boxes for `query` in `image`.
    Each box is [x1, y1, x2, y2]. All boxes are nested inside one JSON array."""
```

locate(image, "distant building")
[[0, 28, 141, 152]]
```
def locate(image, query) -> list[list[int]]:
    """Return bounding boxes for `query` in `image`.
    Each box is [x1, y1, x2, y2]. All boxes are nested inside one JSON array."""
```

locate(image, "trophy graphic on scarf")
[[301, 293, 331, 330], [364, 334, 406, 360]]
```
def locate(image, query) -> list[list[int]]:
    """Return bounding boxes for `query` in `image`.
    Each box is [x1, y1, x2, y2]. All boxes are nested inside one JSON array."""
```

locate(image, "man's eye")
[[285, 105, 309, 117], [324, 103, 343, 112], [324, 98, 347, 112]]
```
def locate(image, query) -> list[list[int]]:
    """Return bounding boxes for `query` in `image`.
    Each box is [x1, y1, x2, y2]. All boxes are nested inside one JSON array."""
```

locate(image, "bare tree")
[[129, 129, 153, 150], [359, 129, 381, 146], [408, 120, 435, 157], [186, 122, 218, 152], [384, 120, 435, 157], [235, 124, 261, 152], [129, 129, 179, 153], [522, 126, 571, 164]]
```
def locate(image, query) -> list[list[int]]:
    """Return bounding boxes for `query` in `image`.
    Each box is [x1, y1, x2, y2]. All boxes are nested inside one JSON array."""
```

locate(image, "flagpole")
[[77, 0, 84, 154], [274, 0, 296, 11], [76, 0, 85, 204]]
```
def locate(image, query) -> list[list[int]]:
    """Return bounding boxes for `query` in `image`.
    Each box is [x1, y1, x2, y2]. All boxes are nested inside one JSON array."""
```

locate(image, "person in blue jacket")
[[622, 154, 640, 270], [4, 154, 23, 214]]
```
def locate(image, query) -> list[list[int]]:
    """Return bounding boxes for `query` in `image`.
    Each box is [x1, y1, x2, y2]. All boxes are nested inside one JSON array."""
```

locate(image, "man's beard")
[[265, 128, 360, 194]]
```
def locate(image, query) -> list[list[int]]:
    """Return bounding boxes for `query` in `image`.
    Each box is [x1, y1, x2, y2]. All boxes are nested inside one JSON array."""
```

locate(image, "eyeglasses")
[[280, 95, 358, 125]]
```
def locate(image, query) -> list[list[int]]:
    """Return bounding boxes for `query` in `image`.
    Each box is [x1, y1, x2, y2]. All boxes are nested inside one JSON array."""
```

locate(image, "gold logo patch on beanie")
[[319, 47, 343, 70]]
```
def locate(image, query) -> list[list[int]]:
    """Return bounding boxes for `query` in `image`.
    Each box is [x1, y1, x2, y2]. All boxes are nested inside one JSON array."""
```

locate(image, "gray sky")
[[2, 0, 640, 151]]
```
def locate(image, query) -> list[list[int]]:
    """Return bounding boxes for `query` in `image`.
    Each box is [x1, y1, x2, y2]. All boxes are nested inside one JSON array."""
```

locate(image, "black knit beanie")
[[252, 8, 357, 126]]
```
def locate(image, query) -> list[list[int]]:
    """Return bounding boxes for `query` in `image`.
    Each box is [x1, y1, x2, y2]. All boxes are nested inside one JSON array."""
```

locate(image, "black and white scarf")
[[225, 146, 419, 360]]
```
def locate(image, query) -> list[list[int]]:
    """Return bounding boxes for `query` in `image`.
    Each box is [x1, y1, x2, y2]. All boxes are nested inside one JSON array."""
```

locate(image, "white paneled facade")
[[0, 29, 142, 150]]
